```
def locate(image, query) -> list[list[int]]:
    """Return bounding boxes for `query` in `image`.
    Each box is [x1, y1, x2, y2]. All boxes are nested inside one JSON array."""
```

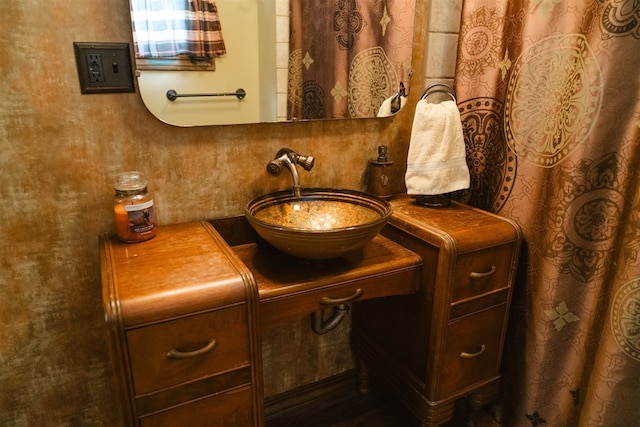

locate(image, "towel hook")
[[421, 83, 456, 103], [390, 82, 406, 114]]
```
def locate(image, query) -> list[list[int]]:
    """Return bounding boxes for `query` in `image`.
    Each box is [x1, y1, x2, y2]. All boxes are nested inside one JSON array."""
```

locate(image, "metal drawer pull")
[[167, 339, 217, 359], [320, 288, 364, 305], [469, 265, 496, 279], [460, 344, 486, 359]]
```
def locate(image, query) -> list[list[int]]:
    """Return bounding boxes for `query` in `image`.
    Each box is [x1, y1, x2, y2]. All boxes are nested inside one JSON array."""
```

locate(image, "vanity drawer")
[[451, 243, 516, 303], [439, 303, 507, 398], [127, 305, 250, 395], [139, 385, 254, 427]]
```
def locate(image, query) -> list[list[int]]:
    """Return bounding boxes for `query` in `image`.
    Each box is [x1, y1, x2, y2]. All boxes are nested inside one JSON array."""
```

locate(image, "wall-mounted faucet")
[[266, 148, 315, 197]]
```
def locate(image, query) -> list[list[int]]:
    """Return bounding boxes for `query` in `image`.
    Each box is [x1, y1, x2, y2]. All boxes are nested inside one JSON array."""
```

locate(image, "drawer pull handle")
[[320, 288, 364, 305], [460, 344, 486, 359], [167, 339, 217, 359], [469, 265, 496, 279]]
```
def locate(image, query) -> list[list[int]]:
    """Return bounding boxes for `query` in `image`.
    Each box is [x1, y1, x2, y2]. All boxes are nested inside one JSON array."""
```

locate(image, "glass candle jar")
[[113, 171, 157, 242]]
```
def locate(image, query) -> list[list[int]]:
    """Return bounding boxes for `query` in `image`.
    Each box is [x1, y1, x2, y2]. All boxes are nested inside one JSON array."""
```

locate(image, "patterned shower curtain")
[[453, 0, 640, 425], [287, 0, 414, 120]]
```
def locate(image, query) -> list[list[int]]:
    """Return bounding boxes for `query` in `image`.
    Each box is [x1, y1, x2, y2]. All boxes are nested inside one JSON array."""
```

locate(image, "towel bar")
[[166, 88, 246, 101]]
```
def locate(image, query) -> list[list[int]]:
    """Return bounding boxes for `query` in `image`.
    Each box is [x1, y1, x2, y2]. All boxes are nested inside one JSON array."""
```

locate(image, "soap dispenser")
[[368, 145, 394, 199]]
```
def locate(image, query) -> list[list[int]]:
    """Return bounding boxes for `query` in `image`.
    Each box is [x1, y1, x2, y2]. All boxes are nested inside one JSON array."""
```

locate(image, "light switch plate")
[[73, 42, 135, 94]]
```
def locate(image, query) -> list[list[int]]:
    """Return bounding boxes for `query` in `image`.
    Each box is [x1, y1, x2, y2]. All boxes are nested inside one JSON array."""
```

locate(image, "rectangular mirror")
[[130, 0, 416, 126]]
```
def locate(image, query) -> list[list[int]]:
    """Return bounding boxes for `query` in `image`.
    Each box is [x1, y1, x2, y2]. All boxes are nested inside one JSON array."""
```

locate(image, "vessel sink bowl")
[[245, 188, 392, 259]]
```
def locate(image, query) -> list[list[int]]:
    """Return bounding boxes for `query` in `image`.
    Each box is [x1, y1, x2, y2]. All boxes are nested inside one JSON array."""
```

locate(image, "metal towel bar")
[[166, 88, 246, 101]]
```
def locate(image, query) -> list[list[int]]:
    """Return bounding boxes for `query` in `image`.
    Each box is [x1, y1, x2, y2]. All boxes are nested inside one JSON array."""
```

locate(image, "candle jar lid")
[[114, 171, 147, 192]]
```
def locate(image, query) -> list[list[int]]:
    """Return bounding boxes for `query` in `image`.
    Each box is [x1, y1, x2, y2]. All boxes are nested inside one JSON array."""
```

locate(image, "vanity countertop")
[[100, 221, 250, 327], [102, 218, 422, 329], [388, 196, 520, 252], [231, 233, 422, 328]]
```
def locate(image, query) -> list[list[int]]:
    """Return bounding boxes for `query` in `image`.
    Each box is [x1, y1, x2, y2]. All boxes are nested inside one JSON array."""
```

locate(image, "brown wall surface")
[[0, 1, 426, 424]]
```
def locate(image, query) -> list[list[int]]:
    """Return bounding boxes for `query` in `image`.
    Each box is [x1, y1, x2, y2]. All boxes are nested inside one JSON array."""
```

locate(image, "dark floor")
[[325, 399, 419, 427], [267, 387, 417, 427], [266, 380, 500, 427], [325, 397, 500, 427]]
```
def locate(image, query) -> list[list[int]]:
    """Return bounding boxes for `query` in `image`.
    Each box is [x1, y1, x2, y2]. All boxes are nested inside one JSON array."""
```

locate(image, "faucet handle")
[[297, 155, 315, 171]]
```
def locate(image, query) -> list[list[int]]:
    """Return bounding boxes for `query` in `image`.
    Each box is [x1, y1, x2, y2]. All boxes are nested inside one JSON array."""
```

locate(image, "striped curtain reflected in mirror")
[[130, 0, 226, 59]]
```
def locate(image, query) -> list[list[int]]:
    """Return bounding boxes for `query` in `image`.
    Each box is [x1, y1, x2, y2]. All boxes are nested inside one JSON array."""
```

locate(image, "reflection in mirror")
[[288, 1, 414, 121], [130, 0, 416, 126]]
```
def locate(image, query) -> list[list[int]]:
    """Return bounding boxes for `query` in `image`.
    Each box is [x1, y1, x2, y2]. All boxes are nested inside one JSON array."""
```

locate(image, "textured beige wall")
[[0, 1, 438, 425]]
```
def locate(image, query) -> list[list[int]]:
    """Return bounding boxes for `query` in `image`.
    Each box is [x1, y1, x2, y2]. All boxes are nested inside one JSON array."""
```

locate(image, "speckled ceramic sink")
[[245, 188, 392, 259]]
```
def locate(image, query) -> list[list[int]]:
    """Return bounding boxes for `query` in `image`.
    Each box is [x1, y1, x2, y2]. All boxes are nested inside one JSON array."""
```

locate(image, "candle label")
[[123, 200, 156, 234]]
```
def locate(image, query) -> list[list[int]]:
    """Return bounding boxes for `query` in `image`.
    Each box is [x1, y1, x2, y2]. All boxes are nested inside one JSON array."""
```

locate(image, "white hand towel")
[[405, 99, 470, 195], [377, 95, 407, 117]]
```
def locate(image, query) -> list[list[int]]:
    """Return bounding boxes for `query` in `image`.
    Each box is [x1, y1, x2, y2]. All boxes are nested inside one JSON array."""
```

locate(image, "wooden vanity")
[[101, 199, 520, 426], [101, 216, 422, 426]]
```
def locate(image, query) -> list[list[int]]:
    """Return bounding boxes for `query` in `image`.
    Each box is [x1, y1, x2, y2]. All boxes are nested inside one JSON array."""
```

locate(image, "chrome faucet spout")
[[266, 148, 314, 197], [284, 159, 301, 197]]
